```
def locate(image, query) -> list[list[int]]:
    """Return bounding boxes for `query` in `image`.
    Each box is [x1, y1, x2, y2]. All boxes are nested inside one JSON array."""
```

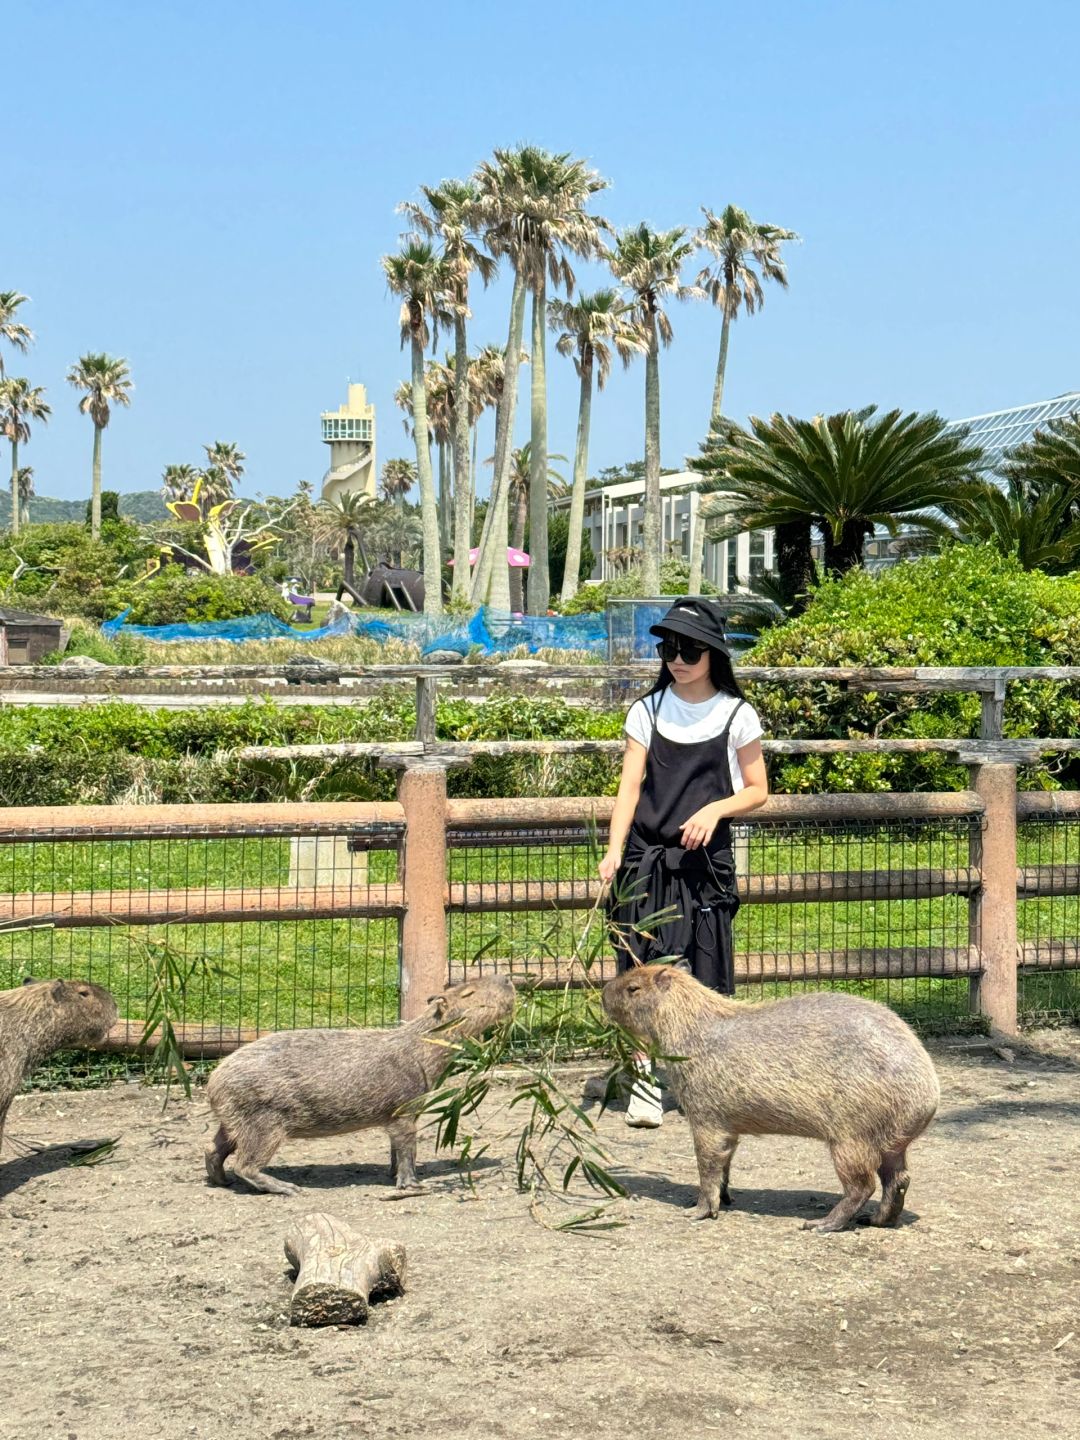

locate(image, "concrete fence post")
[[398, 763, 448, 1020], [969, 761, 1019, 1035]]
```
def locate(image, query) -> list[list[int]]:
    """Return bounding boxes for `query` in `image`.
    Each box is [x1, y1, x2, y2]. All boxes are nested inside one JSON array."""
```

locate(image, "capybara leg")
[[230, 1122, 299, 1197], [689, 1126, 739, 1220], [204, 1124, 236, 1187], [387, 1118, 420, 1190], [804, 1140, 878, 1233], [872, 1148, 910, 1227]]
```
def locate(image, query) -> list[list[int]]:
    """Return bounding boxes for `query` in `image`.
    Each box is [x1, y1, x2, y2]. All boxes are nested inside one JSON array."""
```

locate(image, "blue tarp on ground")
[[101, 608, 354, 643]]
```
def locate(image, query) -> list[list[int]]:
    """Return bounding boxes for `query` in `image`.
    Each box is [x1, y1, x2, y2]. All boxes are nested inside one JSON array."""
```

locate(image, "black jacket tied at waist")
[[609, 824, 739, 970]]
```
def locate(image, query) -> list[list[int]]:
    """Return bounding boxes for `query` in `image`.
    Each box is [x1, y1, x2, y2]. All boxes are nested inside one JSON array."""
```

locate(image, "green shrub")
[[115, 570, 294, 625], [43, 622, 148, 666], [745, 544, 1080, 791]]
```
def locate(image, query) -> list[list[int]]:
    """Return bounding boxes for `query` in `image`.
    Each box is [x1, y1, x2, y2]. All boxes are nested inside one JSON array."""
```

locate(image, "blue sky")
[[8, 0, 1080, 502]]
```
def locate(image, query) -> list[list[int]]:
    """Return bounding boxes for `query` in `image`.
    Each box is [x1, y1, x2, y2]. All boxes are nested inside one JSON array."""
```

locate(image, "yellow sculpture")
[[161, 476, 284, 576]]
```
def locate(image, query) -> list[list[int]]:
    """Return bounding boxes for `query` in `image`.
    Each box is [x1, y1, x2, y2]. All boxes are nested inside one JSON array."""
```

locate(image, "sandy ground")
[[2, 1032, 1079, 1440]]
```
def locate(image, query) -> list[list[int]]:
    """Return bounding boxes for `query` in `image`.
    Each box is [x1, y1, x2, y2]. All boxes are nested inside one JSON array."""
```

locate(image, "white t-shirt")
[[624, 689, 764, 794]]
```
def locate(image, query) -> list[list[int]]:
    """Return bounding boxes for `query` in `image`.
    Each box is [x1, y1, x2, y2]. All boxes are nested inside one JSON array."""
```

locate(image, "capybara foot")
[[801, 1215, 855, 1234], [689, 1195, 720, 1220], [720, 1185, 732, 1207], [232, 1167, 301, 1197], [204, 1149, 229, 1187]]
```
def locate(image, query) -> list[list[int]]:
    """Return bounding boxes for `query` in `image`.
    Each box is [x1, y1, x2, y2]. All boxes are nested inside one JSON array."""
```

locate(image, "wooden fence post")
[[979, 677, 1007, 741], [969, 761, 1018, 1035], [398, 763, 448, 1021], [414, 675, 438, 745]]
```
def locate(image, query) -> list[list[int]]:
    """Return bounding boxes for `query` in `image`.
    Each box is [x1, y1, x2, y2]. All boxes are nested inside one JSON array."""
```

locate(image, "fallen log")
[[284, 1213, 406, 1327]]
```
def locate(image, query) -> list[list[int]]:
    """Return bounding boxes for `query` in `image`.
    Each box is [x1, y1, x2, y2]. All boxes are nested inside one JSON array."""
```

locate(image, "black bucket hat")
[[649, 598, 730, 653]]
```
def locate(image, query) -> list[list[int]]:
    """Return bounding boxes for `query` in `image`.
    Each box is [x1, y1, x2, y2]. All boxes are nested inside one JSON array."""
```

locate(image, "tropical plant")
[[161, 463, 202, 505], [380, 457, 416, 506], [504, 442, 567, 613], [695, 407, 985, 591], [0, 292, 34, 380], [608, 224, 699, 593], [382, 240, 454, 616], [316, 488, 378, 589], [66, 353, 133, 541], [0, 377, 50, 537], [688, 205, 798, 591], [549, 290, 646, 602], [16, 466, 33, 527], [471, 146, 607, 614], [400, 180, 496, 604], [944, 472, 1080, 572], [199, 441, 245, 515], [369, 500, 422, 568]]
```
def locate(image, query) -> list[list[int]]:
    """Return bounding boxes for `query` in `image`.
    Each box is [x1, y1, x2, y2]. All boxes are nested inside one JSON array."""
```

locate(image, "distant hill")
[[16, 490, 169, 526]]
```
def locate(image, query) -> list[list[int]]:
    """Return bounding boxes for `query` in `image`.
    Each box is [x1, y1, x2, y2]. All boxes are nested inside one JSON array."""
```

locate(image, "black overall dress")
[[609, 690, 744, 994]]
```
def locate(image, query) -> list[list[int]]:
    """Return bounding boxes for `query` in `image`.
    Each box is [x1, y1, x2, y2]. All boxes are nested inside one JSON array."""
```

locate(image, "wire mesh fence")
[[1017, 813, 1080, 1023]]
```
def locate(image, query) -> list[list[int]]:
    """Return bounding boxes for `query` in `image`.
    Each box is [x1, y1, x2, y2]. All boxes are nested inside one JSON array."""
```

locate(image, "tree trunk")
[[437, 440, 450, 557], [411, 333, 442, 616], [509, 477, 528, 614], [560, 351, 593, 604], [687, 493, 708, 597], [284, 1213, 406, 1328], [710, 306, 732, 428], [91, 424, 103, 541], [9, 437, 18, 539], [773, 518, 815, 612], [526, 281, 549, 616], [641, 314, 662, 594], [823, 520, 872, 576], [473, 270, 526, 611], [343, 537, 355, 589], [450, 313, 472, 605]]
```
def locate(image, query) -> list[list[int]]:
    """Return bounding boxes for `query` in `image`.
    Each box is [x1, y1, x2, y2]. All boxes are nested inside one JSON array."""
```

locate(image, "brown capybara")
[[205, 975, 515, 1196], [0, 977, 118, 1151], [603, 965, 939, 1232]]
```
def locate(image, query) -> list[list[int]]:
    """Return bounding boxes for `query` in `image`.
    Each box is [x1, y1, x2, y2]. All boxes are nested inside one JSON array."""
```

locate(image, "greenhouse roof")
[[945, 391, 1080, 470]]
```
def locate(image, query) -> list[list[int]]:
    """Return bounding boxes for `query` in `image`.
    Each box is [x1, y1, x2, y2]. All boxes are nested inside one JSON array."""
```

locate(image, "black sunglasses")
[[657, 636, 706, 664]]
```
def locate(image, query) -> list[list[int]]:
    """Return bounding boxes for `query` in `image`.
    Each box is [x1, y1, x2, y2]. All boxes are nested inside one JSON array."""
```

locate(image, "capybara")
[[603, 964, 939, 1232], [0, 977, 118, 1152], [205, 974, 515, 1196]]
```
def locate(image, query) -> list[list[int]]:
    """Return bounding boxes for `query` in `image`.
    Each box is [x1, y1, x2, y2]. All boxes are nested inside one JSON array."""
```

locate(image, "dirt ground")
[[2, 1032, 1079, 1440]]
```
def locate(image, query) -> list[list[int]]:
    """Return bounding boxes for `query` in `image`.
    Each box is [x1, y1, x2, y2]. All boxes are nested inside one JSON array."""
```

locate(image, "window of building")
[[322, 418, 373, 442], [749, 529, 766, 579]]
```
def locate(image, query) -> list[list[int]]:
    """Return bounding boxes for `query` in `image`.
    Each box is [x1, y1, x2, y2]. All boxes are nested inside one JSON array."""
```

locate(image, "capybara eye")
[[627, 983, 640, 994]]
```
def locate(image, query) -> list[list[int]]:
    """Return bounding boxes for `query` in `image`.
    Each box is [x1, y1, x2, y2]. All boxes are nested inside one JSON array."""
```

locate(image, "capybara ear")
[[22, 975, 38, 986], [50, 979, 65, 1000], [654, 967, 676, 990], [428, 995, 448, 1019], [672, 958, 692, 973]]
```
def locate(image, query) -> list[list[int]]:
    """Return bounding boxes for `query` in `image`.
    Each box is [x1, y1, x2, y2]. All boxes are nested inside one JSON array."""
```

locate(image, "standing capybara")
[[0, 977, 118, 1152], [603, 965, 939, 1232], [205, 974, 515, 1196]]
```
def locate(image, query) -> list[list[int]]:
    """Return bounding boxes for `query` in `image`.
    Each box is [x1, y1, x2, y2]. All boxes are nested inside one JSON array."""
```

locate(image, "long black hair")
[[643, 636, 746, 703]]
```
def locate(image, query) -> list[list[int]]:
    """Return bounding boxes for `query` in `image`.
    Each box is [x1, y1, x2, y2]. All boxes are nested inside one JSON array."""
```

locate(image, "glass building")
[[943, 391, 1080, 470]]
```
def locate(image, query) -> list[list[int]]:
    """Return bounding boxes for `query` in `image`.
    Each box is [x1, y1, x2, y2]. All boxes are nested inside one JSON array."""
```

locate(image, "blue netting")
[[480, 610, 607, 655], [100, 608, 354, 643]]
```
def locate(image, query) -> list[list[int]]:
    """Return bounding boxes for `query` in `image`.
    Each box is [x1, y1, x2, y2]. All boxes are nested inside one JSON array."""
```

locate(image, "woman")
[[599, 598, 769, 1127]]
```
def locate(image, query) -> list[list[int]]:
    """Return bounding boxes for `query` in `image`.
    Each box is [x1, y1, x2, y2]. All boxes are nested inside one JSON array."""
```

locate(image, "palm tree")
[[316, 489, 377, 589], [16, 466, 33, 527], [0, 293, 34, 380], [688, 206, 799, 593], [382, 240, 453, 616], [697, 407, 985, 591], [472, 146, 608, 615], [161, 462, 202, 504], [549, 290, 646, 602], [502, 442, 567, 613], [66, 353, 133, 540], [380, 457, 417, 507], [608, 224, 699, 593], [0, 378, 50, 537], [370, 501, 423, 569], [399, 180, 495, 604]]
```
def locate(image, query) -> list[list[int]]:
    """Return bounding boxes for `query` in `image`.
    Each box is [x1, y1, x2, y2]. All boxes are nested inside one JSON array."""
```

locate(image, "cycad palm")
[[0, 293, 34, 380], [399, 179, 495, 602], [472, 146, 607, 613], [549, 289, 646, 601], [66, 353, 133, 540], [696, 407, 984, 593], [609, 224, 699, 592], [382, 240, 454, 615], [0, 378, 50, 537], [690, 205, 798, 592]]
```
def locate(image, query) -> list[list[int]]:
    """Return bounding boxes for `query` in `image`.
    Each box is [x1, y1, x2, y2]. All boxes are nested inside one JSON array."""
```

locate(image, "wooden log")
[[0, 801, 404, 844], [284, 1213, 406, 1328], [97, 1019, 263, 1058], [1019, 940, 1080, 971], [0, 883, 406, 930], [1016, 865, 1080, 897], [1017, 791, 1080, 818]]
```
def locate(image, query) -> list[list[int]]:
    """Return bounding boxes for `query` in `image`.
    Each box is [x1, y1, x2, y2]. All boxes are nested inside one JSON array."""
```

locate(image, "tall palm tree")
[[316, 489, 377, 589], [689, 206, 799, 592], [66, 353, 133, 540], [16, 465, 33, 527], [549, 290, 647, 602], [0, 292, 34, 380], [472, 146, 608, 614], [382, 240, 453, 616], [698, 406, 985, 588], [399, 179, 495, 603], [380, 457, 416, 507], [161, 462, 202, 504], [0, 378, 50, 537], [609, 225, 699, 593], [501, 442, 568, 613], [423, 357, 455, 555]]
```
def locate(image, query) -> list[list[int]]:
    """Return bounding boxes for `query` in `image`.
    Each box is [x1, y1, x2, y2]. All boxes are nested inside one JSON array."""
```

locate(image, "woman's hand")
[[598, 849, 621, 884], [679, 802, 724, 851]]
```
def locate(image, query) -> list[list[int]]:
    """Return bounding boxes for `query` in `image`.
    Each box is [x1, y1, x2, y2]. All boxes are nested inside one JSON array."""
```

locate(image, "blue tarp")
[[101, 608, 354, 643]]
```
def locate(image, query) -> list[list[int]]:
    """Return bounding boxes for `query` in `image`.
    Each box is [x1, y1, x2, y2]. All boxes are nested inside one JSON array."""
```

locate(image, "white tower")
[[321, 383, 377, 504]]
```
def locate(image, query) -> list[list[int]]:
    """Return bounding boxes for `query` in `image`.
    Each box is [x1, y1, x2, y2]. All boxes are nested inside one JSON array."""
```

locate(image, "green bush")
[[744, 544, 1080, 791], [0, 520, 157, 620], [115, 570, 294, 625]]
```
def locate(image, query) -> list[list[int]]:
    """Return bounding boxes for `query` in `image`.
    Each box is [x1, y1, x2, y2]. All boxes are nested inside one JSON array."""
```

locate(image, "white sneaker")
[[625, 1068, 663, 1128]]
